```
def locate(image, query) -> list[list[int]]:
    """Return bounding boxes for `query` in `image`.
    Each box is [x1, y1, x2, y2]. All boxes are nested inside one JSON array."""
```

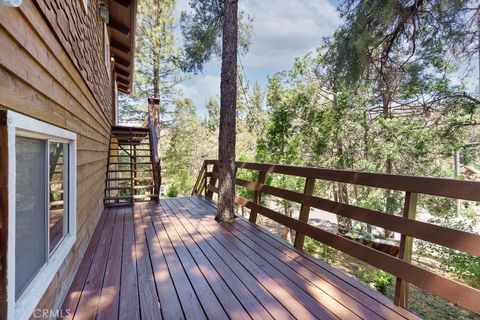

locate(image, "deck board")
[[61, 196, 419, 320]]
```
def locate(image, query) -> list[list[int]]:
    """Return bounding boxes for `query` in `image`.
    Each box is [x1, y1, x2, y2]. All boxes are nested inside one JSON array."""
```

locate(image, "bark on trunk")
[[336, 182, 352, 234], [382, 90, 395, 238], [216, 0, 238, 222]]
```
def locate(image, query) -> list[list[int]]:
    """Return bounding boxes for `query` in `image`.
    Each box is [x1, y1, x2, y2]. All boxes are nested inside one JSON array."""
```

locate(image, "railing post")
[[192, 161, 206, 195], [294, 177, 316, 249], [249, 171, 266, 224], [394, 191, 418, 308], [203, 163, 208, 196], [205, 163, 218, 199]]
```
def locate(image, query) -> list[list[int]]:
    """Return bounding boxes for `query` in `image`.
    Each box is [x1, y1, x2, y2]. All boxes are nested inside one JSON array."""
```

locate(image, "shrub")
[[166, 184, 179, 198], [357, 266, 394, 294]]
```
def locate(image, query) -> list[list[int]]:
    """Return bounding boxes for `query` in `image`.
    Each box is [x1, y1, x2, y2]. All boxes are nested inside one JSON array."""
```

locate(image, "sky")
[[174, 0, 342, 114]]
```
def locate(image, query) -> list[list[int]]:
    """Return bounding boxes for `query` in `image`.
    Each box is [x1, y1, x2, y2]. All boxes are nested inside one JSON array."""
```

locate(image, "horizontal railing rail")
[[192, 159, 480, 315]]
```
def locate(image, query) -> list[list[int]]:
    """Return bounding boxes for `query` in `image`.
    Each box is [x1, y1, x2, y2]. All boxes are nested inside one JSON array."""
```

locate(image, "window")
[[6, 111, 76, 320]]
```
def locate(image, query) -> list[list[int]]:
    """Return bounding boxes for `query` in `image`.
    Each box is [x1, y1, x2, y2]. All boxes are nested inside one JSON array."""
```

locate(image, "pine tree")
[[180, 0, 252, 221]]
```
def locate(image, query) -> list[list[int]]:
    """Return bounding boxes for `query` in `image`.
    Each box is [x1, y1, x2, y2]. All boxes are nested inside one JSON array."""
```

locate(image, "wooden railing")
[[192, 159, 480, 315], [147, 98, 161, 197]]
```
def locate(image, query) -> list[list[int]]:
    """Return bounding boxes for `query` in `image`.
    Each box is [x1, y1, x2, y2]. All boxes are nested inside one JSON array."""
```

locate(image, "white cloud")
[[175, 0, 342, 110], [241, 0, 341, 68], [178, 74, 220, 111]]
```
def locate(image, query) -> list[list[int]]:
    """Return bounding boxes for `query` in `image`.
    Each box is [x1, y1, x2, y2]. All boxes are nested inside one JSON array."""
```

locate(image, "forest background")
[[119, 1, 480, 318]]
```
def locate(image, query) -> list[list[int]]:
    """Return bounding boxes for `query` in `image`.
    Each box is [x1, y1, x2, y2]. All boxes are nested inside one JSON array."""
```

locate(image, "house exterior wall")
[[0, 0, 114, 317]]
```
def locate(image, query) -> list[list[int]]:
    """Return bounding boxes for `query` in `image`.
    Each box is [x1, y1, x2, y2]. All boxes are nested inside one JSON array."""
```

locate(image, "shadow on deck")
[[61, 196, 418, 319]]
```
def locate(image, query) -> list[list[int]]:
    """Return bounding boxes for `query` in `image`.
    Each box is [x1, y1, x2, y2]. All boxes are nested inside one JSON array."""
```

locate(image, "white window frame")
[[6, 111, 77, 320]]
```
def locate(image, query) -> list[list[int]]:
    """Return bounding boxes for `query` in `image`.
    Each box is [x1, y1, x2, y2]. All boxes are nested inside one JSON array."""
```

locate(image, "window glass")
[[49, 142, 68, 252], [15, 136, 47, 299]]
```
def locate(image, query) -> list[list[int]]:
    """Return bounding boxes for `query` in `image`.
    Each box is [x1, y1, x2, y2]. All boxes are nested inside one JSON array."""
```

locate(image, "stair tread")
[[106, 185, 155, 190], [117, 142, 150, 145], [105, 194, 158, 200], [108, 169, 153, 172], [106, 177, 154, 181], [109, 162, 153, 165], [110, 154, 151, 158]]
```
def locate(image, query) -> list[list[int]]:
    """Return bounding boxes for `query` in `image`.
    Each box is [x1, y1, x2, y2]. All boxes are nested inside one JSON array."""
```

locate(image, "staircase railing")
[[193, 159, 480, 315], [147, 98, 161, 198]]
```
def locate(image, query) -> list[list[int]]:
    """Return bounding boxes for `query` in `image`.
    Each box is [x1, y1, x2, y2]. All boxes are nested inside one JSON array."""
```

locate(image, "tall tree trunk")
[[381, 83, 395, 238], [216, 0, 238, 222], [336, 182, 352, 234]]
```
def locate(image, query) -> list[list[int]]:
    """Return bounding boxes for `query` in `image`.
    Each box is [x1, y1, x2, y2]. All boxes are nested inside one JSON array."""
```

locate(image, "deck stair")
[[104, 125, 159, 206]]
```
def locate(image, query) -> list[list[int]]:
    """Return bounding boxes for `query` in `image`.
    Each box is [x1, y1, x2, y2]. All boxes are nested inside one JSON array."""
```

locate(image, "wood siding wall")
[[36, 0, 113, 121], [0, 0, 113, 316]]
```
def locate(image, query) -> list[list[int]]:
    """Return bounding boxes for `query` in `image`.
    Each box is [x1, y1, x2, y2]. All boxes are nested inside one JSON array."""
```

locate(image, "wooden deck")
[[61, 196, 419, 320]]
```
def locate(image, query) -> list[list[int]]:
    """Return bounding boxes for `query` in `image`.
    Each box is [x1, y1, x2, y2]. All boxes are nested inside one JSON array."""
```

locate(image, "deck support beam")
[[394, 191, 418, 308]]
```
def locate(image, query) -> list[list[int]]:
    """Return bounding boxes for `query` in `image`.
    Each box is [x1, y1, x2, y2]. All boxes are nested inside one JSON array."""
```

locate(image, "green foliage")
[[357, 266, 394, 294], [180, 0, 253, 73], [163, 98, 210, 196], [166, 184, 179, 198], [303, 237, 338, 264], [416, 217, 480, 288]]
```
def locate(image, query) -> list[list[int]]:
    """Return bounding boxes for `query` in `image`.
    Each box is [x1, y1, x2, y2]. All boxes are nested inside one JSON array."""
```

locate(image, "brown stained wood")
[[114, 55, 131, 68], [205, 164, 218, 199], [16, 1, 112, 129], [235, 195, 480, 314], [108, 16, 131, 36], [115, 67, 130, 78], [249, 171, 266, 224], [31, 0, 117, 111], [233, 161, 480, 201], [294, 177, 315, 249], [116, 77, 130, 86], [160, 201, 249, 320], [96, 208, 125, 320], [140, 206, 183, 319], [0, 22, 110, 137], [170, 199, 294, 320], [221, 223, 363, 319], [148, 207, 207, 319], [230, 214, 420, 320], [176, 200, 327, 320], [175, 216, 314, 320], [118, 207, 140, 320], [111, 40, 131, 54], [394, 192, 418, 308], [0, 110, 8, 319], [113, 0, 132, 8], [235, 178, 480, 257], [191, 161, 206, 195], [165, 199, 276, 320], [155, 204, 230, 319], [73, 209, 117, 319], [132, 206, 162, 319], [222, 221, 385, 320], [61, 209, 109, 318], [63, 196, 424, 319], [1, 3, 114, 311]]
